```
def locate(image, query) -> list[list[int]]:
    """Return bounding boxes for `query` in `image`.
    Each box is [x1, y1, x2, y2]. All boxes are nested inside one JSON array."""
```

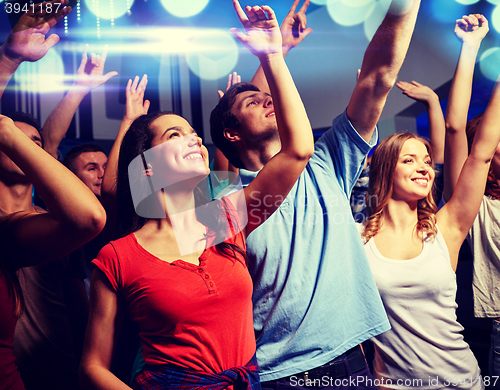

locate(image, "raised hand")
[[124, 75, 150, 123], [396, 80, 438, 105], [281, 0, 313, 54], [455, 14, 488, 45], [0, 115, 18, 141], [218, 71, 241, 99], [3, 0, 71, 64], [230, 0, 282, 57], [74, 45, 118, 92]]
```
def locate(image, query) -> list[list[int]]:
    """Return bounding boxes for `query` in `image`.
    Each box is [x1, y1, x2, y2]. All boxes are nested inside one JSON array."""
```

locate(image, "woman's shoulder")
[[97, 233, 137, 259]]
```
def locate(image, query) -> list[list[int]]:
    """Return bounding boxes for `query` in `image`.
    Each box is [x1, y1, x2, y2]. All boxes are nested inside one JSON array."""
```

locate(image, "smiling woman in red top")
[[79, 2, 314, 389]]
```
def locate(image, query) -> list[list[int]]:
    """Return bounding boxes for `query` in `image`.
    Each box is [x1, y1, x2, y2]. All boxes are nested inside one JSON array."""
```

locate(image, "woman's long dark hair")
[[115, 111, 248, 264]]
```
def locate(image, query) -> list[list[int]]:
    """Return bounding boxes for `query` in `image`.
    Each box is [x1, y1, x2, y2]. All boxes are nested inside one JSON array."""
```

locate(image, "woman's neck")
[[137, 188, 207, 258], [380, 198, 419, 234]]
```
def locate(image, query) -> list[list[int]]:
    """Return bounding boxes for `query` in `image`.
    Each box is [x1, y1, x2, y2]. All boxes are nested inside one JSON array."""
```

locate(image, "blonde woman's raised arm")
[[443, 14, 488, 201], [438, 73, 500, 270]]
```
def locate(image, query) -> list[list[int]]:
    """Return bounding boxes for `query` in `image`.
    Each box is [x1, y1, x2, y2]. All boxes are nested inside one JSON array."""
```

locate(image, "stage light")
[[455, 0, 480, 4], [492, 5, 500, 34], [364, 0, 391, 41], [487, 0, 500, 5], [110, 0, 115, 26], [480, 47, 500, 81], [13, 49, 66, 93], [84, 0, 134, 19], [159, 0, 209, 18], [64, 15, 68, 34], [327, 0, 376, 27], [341, 0, 373, 6], [429, 0, 465, 24], [94, 27, 237, 58], [310, 0, 327, 4], [186, 31, 238, 80]]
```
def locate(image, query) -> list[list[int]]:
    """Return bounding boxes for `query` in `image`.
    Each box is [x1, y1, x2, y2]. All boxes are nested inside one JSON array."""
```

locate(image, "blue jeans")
[[490, 319, 500, 389], [261, 347, 377, 390]]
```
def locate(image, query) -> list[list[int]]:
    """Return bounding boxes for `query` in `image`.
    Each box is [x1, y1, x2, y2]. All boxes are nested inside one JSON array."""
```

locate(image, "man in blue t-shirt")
[[210, 0, 421, 388]]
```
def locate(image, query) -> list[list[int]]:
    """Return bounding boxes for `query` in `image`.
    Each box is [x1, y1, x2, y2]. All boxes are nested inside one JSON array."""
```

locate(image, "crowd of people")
[[0, 0, 499, 389]]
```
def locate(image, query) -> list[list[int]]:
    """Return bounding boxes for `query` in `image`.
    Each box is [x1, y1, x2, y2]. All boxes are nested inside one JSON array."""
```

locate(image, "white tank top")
[[364, 227, 483, 389]]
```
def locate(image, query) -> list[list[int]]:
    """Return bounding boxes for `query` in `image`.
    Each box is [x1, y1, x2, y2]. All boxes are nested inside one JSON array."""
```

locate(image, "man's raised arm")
[[347, 0, 421, 143], [250, 0, 312, 94]]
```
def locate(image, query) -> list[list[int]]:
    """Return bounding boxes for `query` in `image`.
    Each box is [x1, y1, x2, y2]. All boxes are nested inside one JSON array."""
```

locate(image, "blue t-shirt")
[[240, 110, 390, 381]]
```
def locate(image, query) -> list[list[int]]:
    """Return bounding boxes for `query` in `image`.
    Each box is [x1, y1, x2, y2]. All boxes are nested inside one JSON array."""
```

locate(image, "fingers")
[[457, 14, 479, 32], [131, 75, 140, 91], [44, 33, 60, 51], [46, 0, 72, 28], [230, 28, 247, 45], [296, 13, 307, 31], [90, 52, 100, 67], [143, 100, 151, 113], [396, 81, 410, 91], [412, 81, 422, 87], [245, 5, 274, 23], [475, 14, 489, 31], [302, 28, 313, 38], [261, 6, 276, 22], [103, 71, 118, 83], [126, 78, 132, 96], [138, 74, 148, 92], [127, 75, 147, 96], [233, 0, 249, 24], [286, 0, 310, 19], [299, 0, 310, 14], [254, 7, 267, 21], [79, 44, 89, 70], [100, 44, 109, 67], [476, 14, 488, 27], [287, 0, 300, 17], [226, 72, 240, 91], [82, 44, 88, 60], [218, 90, 225, 99]]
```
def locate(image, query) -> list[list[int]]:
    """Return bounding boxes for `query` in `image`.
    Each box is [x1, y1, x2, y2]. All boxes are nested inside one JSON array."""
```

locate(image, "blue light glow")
[[159, 0, 209, 18], [364, 0, 391, 41], [480, 47, 500, 81], [342, 0, 373, 6], [455, 0, 480, 4], [186, 31, 238, 80], [327, 0, 376, 27], [429, 0, 466, 24], [492, 5, 500, 34], [13, 49, 65, 93]]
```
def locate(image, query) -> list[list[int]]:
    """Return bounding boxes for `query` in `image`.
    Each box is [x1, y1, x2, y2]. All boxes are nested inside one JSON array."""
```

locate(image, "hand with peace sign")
[[281, 0, 313, 54]]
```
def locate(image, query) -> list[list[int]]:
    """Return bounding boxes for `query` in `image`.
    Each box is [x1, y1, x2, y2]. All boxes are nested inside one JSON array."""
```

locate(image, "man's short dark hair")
[[210, 82, 260, 169], [63, 144, 106, 173], [7, 112, 43, 147]]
